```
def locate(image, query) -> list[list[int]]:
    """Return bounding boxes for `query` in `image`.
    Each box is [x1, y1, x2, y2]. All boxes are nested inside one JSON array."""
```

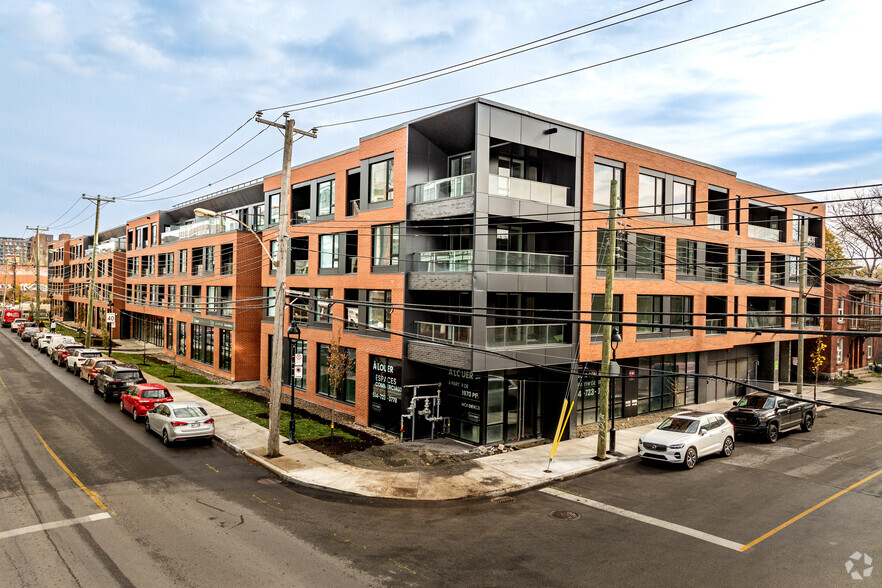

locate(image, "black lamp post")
[[608, 327, 623, 454], [106, 299, 113, 357], [284, 323, 301, 445]]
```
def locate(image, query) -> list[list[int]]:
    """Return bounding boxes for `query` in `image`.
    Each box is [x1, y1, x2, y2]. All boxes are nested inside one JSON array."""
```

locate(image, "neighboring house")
[[819, 275, 882, 378]]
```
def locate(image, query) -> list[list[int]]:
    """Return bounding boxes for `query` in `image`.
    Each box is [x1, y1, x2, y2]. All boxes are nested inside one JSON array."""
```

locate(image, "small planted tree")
[[101, 317, 110, 353], [810, 340, 828, 401], [326, 332, 354, 440]]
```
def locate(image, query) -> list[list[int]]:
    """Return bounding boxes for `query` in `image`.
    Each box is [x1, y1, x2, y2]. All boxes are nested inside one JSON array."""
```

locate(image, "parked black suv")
[[94, 364, 147, 402], [725, 392, 816, 443]]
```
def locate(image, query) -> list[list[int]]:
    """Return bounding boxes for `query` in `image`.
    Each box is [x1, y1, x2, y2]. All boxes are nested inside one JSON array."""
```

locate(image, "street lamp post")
[[608, 327, 623, 454], [285, 324, 301, 445]]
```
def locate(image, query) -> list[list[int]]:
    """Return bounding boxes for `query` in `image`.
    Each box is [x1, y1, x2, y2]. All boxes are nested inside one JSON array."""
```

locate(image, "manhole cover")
[[549, 510, 581, 520], [491, 496, 517, 504], [257, 477, 282, 485]]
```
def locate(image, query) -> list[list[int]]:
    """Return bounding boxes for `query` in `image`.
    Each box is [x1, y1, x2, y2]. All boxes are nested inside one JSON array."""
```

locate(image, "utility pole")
[[26, 226, 48, 323], [255, 111, 317, 458], [796, 217, 806, 395], [82, 194, 114, 348], [3, 253, 9, 306], [12, 246, 18, 310], [596, 179, 618, 459]]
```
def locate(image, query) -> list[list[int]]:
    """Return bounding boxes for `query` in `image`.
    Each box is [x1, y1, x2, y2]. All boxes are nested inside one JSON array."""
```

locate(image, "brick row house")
[[820, 275, 882, 377], [49, 99, 827, 444]]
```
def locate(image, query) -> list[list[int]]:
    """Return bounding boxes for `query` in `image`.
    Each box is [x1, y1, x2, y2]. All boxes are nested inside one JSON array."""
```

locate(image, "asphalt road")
[[2, 328, 881, 587]]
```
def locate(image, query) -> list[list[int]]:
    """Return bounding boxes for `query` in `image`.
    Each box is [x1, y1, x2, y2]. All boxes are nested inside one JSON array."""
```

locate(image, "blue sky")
[[0, 0, 879, 239]]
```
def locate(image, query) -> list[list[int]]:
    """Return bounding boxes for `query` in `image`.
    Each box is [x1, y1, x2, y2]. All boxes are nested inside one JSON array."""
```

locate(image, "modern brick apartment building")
[[49, 99, 827, 445]]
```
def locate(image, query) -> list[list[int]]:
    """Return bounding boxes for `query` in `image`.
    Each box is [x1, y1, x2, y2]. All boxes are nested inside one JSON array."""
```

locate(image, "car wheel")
[[145, 418, 152, 434], [766, 423, 779, 443], [683, 447, 698, 470], [162, 429, 171, 446], [120, 400, 125, 413], [721, 436, 735, 457], [800, 413, 814, 432], [132, 407, 139, 422], [102, 389, 110, 402], [93, 382, 99, 394]]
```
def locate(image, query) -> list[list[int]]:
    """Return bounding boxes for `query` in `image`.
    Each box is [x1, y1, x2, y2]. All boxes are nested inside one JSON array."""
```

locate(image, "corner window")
[[369, 159, 394, 203]]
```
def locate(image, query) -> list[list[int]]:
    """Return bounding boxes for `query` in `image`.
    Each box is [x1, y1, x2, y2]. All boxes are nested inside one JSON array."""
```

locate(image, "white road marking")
[[540, 487, 744, 552], [0, 512, 112, 540]]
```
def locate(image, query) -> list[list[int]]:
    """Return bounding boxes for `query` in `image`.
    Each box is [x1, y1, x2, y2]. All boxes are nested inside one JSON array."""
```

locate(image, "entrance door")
[[502, 379, 541, 442]]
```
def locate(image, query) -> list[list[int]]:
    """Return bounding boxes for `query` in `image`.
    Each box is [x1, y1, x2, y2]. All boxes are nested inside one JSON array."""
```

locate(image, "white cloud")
[[103, 33, 171, 70]]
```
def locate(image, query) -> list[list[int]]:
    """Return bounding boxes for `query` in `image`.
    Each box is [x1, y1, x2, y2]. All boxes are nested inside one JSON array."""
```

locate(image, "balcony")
[[770, 271, 786, 286], [292, 259, 308, 275], [486, 323, 566, 348], [95, 238, 124, 254], [414, 321, 471, 345], [489, 250, 567, 274], [707, 213, 726, 230], [744, 267, 763, 284], [414, 173, 475, 203], [746, 311, 784, 329], [747, 224, 781, 242], [705, 317, 726, 335], [849, 317, 882, 331], [161, 217, 234, 245], [805, 235, 820, 248], [704, 266, 727, 283], [489, 175, 569, 207], [412, 250, 473, 272], [291, 209, 311, 225]]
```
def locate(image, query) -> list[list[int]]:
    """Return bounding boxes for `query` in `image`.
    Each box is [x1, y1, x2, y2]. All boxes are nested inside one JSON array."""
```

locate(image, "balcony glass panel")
[[706, 317, 725, 335], [707, 213, 726, 230], [747, 224, 781, 242], [485, 323, 567, 348], [489, 175, 569, 206], [489, 250, 567, 274], [412, 250, 473, 272], [746, 311, 783, 328], [704, 266, 727, 283], [292, 260, 308, 275], [291, 209, 311, 225], [414, 173, 475, 203], [414, 321, 471, 345]]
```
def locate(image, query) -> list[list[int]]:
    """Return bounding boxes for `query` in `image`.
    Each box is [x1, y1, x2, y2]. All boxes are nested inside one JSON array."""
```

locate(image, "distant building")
[[820, 275, 882, 378]]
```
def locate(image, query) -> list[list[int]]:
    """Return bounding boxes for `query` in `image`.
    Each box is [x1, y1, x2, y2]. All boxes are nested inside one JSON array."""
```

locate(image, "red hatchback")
[[120, 384, 174, 421]]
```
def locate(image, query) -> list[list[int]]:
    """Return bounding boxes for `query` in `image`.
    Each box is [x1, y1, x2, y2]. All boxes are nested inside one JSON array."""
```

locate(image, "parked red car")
[[79, 356, 118, 384], [120, 384, 174, 421], [51, 342, 84, 365]]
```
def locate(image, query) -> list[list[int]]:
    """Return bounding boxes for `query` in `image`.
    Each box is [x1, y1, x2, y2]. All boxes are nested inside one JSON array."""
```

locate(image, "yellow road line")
[[0, 374, 108, 511], [741, 467, 882, 551]]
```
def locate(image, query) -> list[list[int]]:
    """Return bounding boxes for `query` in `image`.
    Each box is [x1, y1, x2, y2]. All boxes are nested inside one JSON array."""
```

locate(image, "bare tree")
[[326, 332, 354, 440], [830, 188, 882, 277]]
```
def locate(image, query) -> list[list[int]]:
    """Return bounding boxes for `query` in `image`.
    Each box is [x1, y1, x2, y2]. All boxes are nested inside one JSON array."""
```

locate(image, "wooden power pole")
[[82, 195, 114, 348], [255, 112, 316, 458], [25, 226, 48, 322], [596, 178, 618, 459]]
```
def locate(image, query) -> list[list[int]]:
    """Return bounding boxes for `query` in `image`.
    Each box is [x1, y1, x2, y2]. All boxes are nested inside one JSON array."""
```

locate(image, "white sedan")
[[638, 411, 734, 469], [145, 402, 215, 446]]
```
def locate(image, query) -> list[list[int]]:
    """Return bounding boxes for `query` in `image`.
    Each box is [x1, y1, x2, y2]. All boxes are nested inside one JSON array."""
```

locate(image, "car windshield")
[[82, 351, 101, 357], [95, 361, 112, 368], [736, 396, 776, 410], [117, 371, 142, 381], [657, 417, 700, 434], [173, 406, 207, 418], [142, 389, 169, 399]]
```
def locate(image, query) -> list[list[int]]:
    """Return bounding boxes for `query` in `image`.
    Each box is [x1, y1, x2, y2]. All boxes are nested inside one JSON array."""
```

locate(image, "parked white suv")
[[638, 411, 735, 469], [40, 334, 75, 354], [65, 348, 104, 373]]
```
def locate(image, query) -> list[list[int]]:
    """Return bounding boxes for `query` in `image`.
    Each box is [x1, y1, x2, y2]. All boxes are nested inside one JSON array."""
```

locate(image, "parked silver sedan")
[[145, 402, 215, 446]]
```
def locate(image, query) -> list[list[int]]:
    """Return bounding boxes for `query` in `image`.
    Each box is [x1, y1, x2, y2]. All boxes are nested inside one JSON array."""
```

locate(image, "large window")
[[264, 287, 276, 319], [368, 290, 391, 331], [219, 329, 232, 372], [369, 159, 394, 203], [317, 179, 335, 216], [318, 344, 356, 403], [635, 234, 664, 274], [638, 174, 664, 215], [670, 181, 694, 220], [177, 321, 186, 356], [593, 160, 624, 211], [319, 234, 339, 269], [372, 224, 400, 267], [596, 230, 627, 272], [315, 288, 332, 324], [676, 240, 697, 277], [178, 249, 187, 274], [637, 295, 663, 334], [269, 193, 280, 224], [590, 294, 623, 338], [166, 318, 173, 350], [190, 324, 203, 363], [669, 296, 693, 330]]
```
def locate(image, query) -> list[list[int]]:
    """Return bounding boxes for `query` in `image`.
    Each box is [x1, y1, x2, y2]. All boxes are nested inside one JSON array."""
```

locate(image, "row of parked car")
[[637, 393, 818, 470], [7, 318, 216, 445]]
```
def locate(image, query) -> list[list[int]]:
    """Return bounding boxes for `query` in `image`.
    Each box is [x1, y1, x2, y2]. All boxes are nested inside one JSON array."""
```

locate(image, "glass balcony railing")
[[770, 271, 786, 285], [747, 224, 782, 242], [292, 259, 308, 275], [489, 250, 567, 274], [412, 250, 474, 272], [743, 267, 763, 284], [704, 266, 727, 283], [414, 173, 475, 203], [161, 214, 264, 245], [805, 235, 820, 248], [746, 311, 784, 328], [291, 209, 311, 225], [707, 213, 726, 230], [486, 323, 567, 348], [489, 175, 569, 207], [414, 321, 471, 345]]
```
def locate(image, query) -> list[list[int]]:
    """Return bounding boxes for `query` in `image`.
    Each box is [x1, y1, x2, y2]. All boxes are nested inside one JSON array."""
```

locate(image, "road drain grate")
[[549, 510, 581, 520], [491, 496, 517, 504]]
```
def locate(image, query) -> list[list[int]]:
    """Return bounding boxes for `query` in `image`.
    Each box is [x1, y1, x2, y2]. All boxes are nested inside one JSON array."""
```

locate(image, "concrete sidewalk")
[[142, 369, 879, 501]]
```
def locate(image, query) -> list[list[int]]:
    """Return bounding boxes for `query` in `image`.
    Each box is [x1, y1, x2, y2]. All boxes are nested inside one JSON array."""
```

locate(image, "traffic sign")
[[294, 353, 303, 366], [294, 366, 303, 378], [106, 313, 116, 327]]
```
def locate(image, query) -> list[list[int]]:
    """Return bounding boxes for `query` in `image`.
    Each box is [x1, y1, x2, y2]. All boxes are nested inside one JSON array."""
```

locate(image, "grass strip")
[[112, 352, 216, 385], [178, 385, 357, 442]]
